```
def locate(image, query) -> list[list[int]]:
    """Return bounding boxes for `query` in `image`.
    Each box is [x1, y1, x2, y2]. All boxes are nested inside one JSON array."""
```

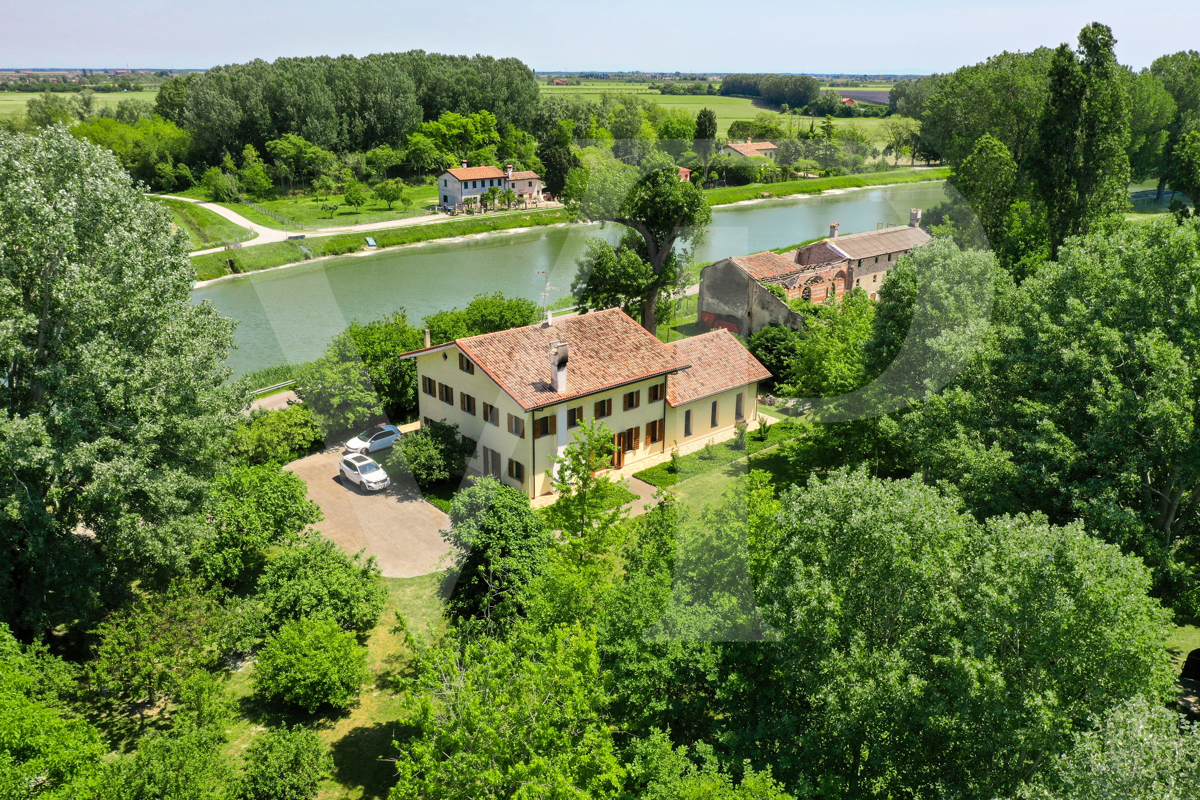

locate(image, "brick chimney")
[[549, 341, 569, 393], [506, 164, 513, 180], [909, 208, 922, 227], [829, 222, 840, 238]]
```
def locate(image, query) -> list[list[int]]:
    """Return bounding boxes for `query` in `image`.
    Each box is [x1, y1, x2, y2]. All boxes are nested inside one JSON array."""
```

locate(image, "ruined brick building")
[[697, 209, 932, 336]]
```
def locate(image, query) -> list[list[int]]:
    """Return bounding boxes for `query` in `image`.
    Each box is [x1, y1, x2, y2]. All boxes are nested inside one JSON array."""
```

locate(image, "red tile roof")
[[665, 330, 772, 406], [795, 240, 847, 267], [726, 141, 778, 157], [446, 166, 507, 181], [508, 171, 541, 181], [454, 308, 687, 411], [728, 251, 803, 281]]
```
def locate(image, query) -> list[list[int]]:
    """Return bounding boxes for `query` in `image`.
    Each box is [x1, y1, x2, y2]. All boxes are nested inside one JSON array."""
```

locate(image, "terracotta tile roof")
[[665, 330, 772, 407], [455, 308, 687, 411], [507, 171, 541, 181], [802, 225, 932, 262], [728, 251, 803, 281], [725, 141, 778, 157], [446, 166, 507, 181], [795, 241, 848, 267]]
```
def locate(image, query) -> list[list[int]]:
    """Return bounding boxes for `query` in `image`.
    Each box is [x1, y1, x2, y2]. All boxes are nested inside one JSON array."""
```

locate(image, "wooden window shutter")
[[549, 415, 557, 435], [622, 393, 630, 411], [632, 425, 640, 450], [635, 390, 641, 408], [507, 459, 515, 478], [606, 398, 612, 416], [460, 393, 466, 411], [595, 400, 604, 418]]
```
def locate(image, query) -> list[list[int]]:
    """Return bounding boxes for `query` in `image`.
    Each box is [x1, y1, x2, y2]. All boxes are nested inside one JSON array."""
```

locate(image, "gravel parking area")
[[286, 447, 455, 578]]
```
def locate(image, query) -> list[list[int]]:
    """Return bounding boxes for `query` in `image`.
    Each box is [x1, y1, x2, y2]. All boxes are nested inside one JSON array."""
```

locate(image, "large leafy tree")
[[564, 161, 711, 332], [256, 535, 386, 635], [694, 107, 718, 180], [1150, 50, 1200, 202], [745, 468, 1172, 797], [388, 623, 622, 800], [1032, 23, 1131, 258], [0, 127, 245, 640]]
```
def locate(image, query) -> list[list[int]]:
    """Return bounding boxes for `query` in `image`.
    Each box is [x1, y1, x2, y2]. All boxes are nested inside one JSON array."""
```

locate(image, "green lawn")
[[0, 89, 160, 118], [193, 207, 573, 281], [172, 183, 443, 231], [636, 418, 809, 488], [1168, 624, 1200, 673], [703, 167, 949, 206], [152, 197, 254, 250]]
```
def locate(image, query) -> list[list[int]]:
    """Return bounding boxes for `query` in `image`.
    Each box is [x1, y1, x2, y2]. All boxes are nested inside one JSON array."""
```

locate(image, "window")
[[459, 353, 475, 374], [533, 414, 557, 439], [482, 402, 500, 426], [438, 383, 454, 405], [856, 278, 861, 286], [482, 447, 502, 479], [423, 416, 433, 428], [460, 393, 476, 416], [874, 256, 879, 263], [507, 458, 525, 484], [735, 393, 744, 420], [648, 383, 664, 403], [461, 435, 477, 456], [623, 390, 641, 411], [422, 376, 436, 396], [648, 418, 664, 443], [567, 406, 583, 428], [623, 426, 640, 451], [684, 409, 693, 437], [507, 413, 526, 439], [873, 274, 878, 283], [528, 181, 532, 187], [711, 400, 719, 428], [443, 179, 447, 187], [594, 398, 612, 419]]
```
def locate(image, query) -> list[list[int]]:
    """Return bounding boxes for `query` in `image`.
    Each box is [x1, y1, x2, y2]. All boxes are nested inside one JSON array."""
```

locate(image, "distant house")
[[398, 308, 771, 497], [697, 210, 931, 336], [552, 78, 569, 85], [840, 97, 857, 107], [678, 167, 692, 182], [437, 163, 545, 210], [722, 140, 778, 159]]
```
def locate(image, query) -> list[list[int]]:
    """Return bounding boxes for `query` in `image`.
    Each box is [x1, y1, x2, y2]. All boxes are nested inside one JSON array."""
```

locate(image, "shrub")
[[257, 536, 386, 634], [253, 618, 369, 713], [386, 420, 473, 488], [230, 404, 323, 466], [237, 725, 330, 800], [731, 422, 748, 451]]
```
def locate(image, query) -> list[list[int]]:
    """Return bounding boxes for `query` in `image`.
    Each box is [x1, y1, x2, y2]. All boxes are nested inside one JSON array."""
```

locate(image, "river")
[[193, 181, 947, 378]]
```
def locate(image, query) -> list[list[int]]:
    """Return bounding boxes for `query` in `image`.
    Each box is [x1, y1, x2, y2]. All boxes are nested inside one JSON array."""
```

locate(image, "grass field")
[[151, 197, 254, 249], [539, 83, 892, 140], [703, 166, 949, 206], [173, 183, 443, 230], [0, 89, 159, 118]]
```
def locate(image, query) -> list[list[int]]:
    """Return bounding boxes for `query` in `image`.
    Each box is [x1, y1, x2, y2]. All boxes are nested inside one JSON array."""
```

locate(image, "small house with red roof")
[[438, 162, 545, 211], [722, 139, 778, 159], [398, 308, 770, 496]]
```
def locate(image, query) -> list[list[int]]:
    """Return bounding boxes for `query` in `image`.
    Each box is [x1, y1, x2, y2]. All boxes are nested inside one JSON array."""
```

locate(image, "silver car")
[[345, 423, 400, 453], [339, 454, 390, 492]]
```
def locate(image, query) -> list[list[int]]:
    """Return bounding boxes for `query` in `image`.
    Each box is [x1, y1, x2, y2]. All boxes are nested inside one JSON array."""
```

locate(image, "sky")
[[5, 0, 1199, 73]]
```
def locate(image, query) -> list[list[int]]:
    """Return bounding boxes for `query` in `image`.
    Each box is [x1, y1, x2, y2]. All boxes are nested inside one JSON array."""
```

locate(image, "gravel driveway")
[[286, 448, 455, 578]]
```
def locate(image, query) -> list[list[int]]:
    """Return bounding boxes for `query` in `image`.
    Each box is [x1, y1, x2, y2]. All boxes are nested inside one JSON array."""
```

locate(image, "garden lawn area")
[[152, 197, 254, 249], [635, 417, 809, 488], [0, 89, 159, 118], [172, 183, 442, 230], [703, 167, 949, 206], [658, 293, 706, 343], [192, 208, 573, 281], [220, 572, 450, 800], [1167, 624, 1200, 673], [670, 432, 808, 517]]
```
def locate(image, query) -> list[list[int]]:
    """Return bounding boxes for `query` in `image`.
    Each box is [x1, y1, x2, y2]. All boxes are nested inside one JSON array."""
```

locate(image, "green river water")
[[193, 182, 947, 378]]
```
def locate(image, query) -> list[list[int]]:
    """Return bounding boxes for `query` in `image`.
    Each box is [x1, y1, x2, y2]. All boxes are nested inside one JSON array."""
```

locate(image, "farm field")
[[0, 89, 160, 118]]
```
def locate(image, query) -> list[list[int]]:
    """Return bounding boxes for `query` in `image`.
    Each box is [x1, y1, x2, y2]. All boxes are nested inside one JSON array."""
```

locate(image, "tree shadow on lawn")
[[235, 692, 352, 733], [331, 720, 421, 799]]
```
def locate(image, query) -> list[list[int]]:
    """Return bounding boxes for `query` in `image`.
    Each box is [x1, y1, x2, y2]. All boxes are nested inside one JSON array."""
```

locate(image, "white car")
[[345, 423, 400, 453], [339, 454, 391, 492]]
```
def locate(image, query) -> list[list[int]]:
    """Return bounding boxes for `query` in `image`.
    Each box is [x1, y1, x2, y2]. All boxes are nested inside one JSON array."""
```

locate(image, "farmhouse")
[[723, 139, 778, 159], [697, 210, 931, 336], [400, 308, 771, 497], [437, 163, 545, 211]]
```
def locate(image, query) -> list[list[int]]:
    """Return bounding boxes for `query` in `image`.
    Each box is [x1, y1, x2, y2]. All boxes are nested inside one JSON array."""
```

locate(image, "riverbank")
[[192, 208, 575, 282], [192, 172, 949, 282], [705, 167, 950, 206]]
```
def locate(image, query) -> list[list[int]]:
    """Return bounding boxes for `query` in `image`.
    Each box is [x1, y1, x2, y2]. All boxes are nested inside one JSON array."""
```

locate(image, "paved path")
[[247, 390, 298, 414], [152, 194, 563, 256], [287, 447, 454, 578]]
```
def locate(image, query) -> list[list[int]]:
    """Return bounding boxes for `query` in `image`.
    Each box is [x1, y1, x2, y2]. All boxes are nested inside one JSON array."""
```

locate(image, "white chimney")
[[549, 341, 569, 393], [909, 208, 922, 227], [506, 164, 513, 180], [829, 222, 840, 238], [423, 328, 431, 348], [461, 159, 468, 169]]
